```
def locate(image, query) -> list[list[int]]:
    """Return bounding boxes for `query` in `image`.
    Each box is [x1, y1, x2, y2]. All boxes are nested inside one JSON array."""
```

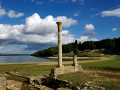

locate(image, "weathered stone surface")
[[73, 55, 78, 66], [57, 21, 63, 67], [51, 65, 83, 76], [29, 77, 53, 90], [0, 77, 6, 90], [79, 81, 105, 90], [57, 88, 72, 90], [39, 85, 53, 90], [7, 80, 22, 90]]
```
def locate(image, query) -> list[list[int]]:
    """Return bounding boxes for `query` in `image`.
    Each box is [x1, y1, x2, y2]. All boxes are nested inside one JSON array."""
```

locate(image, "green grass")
[[57, 56, 120, 89], [57, 71, 120, 90], [80, 57, 120, 72], [0, 64, 56, 76]]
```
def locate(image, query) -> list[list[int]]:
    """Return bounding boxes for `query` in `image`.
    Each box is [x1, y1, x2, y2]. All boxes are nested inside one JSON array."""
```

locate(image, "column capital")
[[56, 22, 62, 32]]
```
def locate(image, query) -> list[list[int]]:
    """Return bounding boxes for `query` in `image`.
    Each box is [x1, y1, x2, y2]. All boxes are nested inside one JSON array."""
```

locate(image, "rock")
[[39, 85, 53, 90], [0, 77, 6, 90], [57, 88, 72, 90], [7, 80, 22, 90]]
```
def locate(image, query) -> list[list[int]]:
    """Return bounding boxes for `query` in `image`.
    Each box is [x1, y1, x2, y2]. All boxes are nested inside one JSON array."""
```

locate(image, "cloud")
[[54, 16, 77, 27], [79, 0, 84, 5], [36, 1, 44, 5], [7, 10, 24, 18], [0, 7, 6, 16], [90, 8, 97, 11], [101, 8, 120, 17], [74, 11, 81, 17], [0, 46, 3, 49], [74, 13, 79, 16], [78, 36, 98, 43], [49, 0, 68, 3], [23, 14, 57, 35], [0, 13, 98, 53], [112, 28, 117, 31], [71, 0, 84, 5], [85, 24, 95, 31], [82, 32, 97, 36], [0, 13, 75, 45], [24, 13, 77, 35]]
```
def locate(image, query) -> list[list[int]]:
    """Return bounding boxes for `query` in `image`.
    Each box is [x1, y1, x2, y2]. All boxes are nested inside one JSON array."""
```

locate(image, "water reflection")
[[0, 56, 57, 63]]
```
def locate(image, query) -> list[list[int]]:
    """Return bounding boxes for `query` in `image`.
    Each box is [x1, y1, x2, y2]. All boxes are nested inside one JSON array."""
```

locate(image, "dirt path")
[[0, 57, 110, 65]]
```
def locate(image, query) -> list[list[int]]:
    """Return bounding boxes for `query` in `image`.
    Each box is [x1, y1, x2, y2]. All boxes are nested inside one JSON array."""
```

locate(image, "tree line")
[[31, 37, 120, 57]]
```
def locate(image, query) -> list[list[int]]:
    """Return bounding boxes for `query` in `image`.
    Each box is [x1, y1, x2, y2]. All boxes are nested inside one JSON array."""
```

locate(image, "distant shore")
[[46, 56, 107, 60], [0, 57, 109, 65]]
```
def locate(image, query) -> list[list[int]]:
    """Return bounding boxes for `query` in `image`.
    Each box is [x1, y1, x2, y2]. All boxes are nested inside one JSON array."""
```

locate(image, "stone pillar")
[[73, 55, 78, 66], [56, 22, 63, 67]]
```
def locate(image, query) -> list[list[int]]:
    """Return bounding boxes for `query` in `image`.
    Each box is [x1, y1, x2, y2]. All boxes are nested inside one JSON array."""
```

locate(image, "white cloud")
[[78, 36, 98, 43], [112, 28, 117, 31], [54, 16, 77, 27], [8, 10, 24, 18], [36, 1, 44, 5], [0, 46, 3, 49], [0, 13, 75, 44], [85, 24, 95, 31], [74, 13, 79, 16], [74, 11, 81, 17], [24, 13, 57, 35], [72, 0, 84, 5], [101, 8, 120, 17], [0, 7, 6, 16]]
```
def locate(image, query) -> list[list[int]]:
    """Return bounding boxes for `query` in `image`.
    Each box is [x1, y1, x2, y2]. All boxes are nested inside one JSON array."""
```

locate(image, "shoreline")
[[0, 57, 109, 65]]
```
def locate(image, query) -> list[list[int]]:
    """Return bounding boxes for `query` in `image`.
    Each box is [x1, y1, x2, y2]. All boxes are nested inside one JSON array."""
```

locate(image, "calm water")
[[0, 56, 58, 63]]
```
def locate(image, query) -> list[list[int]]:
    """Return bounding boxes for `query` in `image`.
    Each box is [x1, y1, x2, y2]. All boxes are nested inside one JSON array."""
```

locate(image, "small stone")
[[30, 88, 33, 90], [82, 87, 87, 90]]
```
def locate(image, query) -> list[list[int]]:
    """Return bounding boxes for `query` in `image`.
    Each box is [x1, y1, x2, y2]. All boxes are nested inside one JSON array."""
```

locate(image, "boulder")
[[7, 80, 22, 90], [0, 77, 6, 90]]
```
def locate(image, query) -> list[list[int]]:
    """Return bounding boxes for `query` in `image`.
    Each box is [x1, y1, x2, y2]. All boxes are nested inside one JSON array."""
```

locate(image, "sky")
[[0, 0, 120, 54]]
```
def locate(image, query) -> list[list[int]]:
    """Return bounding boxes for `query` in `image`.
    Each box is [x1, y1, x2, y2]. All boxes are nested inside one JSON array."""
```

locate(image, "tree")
[[73, 40, 78, 55], [78, 42, 82, 51], [101, 39, 115, 49], [81, 41, 96, 51]]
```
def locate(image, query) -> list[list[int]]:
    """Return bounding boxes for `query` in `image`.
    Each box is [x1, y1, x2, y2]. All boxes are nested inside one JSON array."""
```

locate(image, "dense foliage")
[[31, 37, 120, 57]]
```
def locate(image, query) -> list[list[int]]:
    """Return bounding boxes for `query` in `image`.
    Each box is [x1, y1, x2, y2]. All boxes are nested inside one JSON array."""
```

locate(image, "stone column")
[[56, 22, 63, 67], [73, 55, 78, 66]]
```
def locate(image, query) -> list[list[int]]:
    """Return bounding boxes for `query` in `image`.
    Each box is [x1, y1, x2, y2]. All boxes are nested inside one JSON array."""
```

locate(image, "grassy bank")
[[0, 64, 56, 76]]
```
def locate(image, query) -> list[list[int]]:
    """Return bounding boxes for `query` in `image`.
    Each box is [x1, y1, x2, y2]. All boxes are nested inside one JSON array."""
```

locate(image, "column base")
[[50, 65, 83, 77], [57, 65, 64, 68], [72, 64, 78, 67]]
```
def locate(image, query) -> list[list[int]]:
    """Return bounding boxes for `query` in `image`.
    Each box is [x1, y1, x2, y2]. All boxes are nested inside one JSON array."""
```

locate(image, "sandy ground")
[[0, 57, 109, 65]]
